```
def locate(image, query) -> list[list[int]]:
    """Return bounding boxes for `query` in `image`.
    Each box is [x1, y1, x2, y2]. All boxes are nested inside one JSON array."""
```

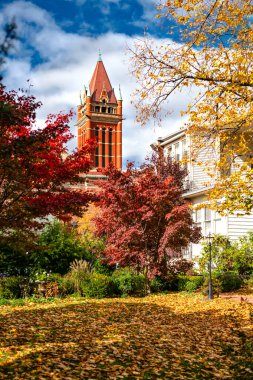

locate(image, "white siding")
[[191, 146, 216, 188], [227, 213, 253, 240], [157, 129, 253, 264]]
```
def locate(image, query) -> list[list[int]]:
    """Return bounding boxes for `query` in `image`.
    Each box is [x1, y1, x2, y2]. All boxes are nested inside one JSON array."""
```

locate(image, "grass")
[[0, 293, 252, 379]]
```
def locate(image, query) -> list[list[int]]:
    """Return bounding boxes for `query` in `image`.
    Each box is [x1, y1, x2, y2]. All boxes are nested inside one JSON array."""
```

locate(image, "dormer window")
[[100, 83, 109, 103]]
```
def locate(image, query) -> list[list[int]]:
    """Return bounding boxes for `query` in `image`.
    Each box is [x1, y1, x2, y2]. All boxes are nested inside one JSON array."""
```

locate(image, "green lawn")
[[0, 293, 252, 379]]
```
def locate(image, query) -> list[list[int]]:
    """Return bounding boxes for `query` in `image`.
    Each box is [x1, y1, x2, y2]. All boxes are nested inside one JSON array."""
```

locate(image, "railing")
[[183, 179, 213, 192], [183, 180, 198, 192]]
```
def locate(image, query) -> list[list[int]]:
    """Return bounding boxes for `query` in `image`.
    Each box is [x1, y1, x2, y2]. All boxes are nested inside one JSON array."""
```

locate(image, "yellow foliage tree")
[[131, 0, 253, 214]]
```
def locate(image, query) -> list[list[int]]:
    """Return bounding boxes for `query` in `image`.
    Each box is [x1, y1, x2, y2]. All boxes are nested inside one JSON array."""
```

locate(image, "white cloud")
[[1, 0, 192, 167]]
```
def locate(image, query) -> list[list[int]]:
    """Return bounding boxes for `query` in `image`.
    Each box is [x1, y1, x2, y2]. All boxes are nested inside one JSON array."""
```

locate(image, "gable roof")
[[89, 59, 117, 103]]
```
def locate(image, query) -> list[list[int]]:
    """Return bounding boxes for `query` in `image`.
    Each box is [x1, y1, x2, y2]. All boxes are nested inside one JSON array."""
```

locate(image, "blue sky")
[[0, 0, 189, 165]]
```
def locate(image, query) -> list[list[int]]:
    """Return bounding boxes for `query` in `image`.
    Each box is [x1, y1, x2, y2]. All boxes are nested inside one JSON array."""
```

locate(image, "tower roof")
[[89, 58, 117, 103]]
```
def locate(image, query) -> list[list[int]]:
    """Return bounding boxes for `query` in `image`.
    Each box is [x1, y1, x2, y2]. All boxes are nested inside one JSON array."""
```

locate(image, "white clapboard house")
[[153, 129, 253, 260]]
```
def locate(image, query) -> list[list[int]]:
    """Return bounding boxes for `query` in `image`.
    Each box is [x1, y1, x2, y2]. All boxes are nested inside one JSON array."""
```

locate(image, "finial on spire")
[[79, 90, 83, 105], [118, 84, 122, 100], [98, 49, 102, 61]]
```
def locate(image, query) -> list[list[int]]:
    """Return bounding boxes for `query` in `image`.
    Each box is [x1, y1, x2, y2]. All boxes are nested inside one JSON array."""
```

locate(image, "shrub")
[[178, 275, 204, 292], [66, 259, 91, 294], [80, 273, 113, 299], [245, 275, 253, 292], [202, 276, 222, 297], [150, 277, 167, 293], [219, 271, 243, 292], [11, 298, 25, 306], [29, 221, 95, 275], [0, 276, 27, 299], [111, 268, 146, 297], [201, 271, 242, 295], [167, 259, 194, 280], [0, 298, 10, 306], [43, 282, 60, 298], [199, 233, 253, 276], [58, 276, 75, 296], [185, 276, 204, 292]]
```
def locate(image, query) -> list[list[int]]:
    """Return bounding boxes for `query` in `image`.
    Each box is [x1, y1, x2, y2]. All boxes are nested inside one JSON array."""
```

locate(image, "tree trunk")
[[143, 266, 151, 295]]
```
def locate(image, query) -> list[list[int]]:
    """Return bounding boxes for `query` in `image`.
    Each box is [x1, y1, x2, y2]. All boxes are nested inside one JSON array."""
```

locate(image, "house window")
[[193, 208, 202, 230], [182, 139, 188, 158], [175, 143, 180, 161], [204, 208, 211, 235], [214, 211, 222, 234], [166, 146, 172, 158], [182, 245, 192, 259], [195, 209, 202, 223]]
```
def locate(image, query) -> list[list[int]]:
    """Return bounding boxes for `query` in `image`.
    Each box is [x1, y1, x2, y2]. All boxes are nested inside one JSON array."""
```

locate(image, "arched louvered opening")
[[109, 128, 113, 163], [102, 128, 106, 167], [95, 127, 99, 167]]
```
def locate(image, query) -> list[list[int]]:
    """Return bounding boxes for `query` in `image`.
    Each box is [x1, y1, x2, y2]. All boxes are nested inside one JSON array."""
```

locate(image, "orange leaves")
[[130, 0, 253, 213], [0, 294, 252, 378]]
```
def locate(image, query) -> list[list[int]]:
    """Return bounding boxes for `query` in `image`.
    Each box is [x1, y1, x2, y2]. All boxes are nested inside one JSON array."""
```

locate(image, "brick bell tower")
[[77, 53, 123, 178]]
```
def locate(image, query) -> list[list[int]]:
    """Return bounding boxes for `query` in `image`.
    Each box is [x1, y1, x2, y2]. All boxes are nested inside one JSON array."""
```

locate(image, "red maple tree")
[[95, 150, 201, 286], [0, 86, 95, 236]]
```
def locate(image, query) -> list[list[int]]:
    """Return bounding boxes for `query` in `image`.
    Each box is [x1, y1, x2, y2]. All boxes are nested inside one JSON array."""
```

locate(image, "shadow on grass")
[[0, 297, 252, 379]]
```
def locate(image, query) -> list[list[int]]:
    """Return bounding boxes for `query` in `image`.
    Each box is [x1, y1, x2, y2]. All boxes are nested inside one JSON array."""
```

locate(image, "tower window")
[[109, 128, 113, 163], [102, 128, 106, 167], [108, 107, 112, 114], [95, 127, 99, 167], [95, 106, 100, 113], [102, 107, 106, 113]]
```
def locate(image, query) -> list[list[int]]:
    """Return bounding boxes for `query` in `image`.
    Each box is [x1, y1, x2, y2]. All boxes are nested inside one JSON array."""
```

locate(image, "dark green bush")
[[150, 277, 167, 293], [111, 268, 146, 297], [0, 276, 27, 299], [218, 271, 243, 292], [201, 271, 242, 295], [178, 275, 204, 292], [80, 273, 113, 299], [150, 276, 179, 292]]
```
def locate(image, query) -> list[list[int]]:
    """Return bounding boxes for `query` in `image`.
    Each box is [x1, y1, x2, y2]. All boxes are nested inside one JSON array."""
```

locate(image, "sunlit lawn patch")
[[0, 293, 252, 379]]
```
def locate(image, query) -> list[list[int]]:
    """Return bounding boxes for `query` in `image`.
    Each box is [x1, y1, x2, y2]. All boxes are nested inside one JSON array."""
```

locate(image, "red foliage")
[[95, 149, 201, 279], [0, 86, 95, 233]]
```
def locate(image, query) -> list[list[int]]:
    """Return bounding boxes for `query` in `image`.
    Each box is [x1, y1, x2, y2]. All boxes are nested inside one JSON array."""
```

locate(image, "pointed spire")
[[118, 85, 122, 100], [98, 49, 102, 62], [89, 59, 117, 103], [79, 90, 82, 105]]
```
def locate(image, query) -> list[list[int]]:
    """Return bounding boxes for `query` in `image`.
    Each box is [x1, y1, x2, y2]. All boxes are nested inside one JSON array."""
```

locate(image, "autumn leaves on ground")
[[0, 294, 252, 379]]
